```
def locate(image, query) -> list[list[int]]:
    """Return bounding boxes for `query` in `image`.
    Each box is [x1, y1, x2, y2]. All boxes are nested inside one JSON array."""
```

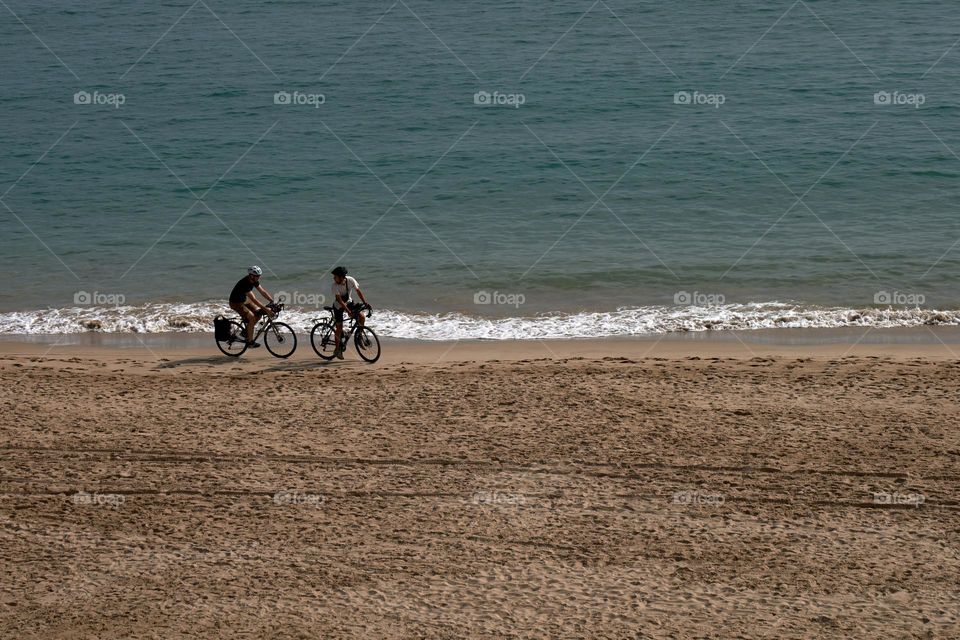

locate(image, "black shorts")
[[334, 302, 363, 323]]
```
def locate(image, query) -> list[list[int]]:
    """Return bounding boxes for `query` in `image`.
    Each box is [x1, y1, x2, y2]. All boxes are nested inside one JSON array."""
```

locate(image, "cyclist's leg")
[[242, 302, 262, 343], [352, 302, 366, 327], [230, 302, 256, 342], [352, 303, 371, 346], [333, 306, 345, 355]]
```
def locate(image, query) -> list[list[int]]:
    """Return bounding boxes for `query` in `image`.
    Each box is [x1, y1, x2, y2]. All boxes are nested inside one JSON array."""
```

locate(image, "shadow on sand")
[[152, 353, 372, 372], [262, 359, 371, 373], [152, 355, 242, 370]]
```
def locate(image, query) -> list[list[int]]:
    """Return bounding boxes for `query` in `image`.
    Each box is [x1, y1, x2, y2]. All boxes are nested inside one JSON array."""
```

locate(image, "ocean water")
[[1, 1, 959, 338]]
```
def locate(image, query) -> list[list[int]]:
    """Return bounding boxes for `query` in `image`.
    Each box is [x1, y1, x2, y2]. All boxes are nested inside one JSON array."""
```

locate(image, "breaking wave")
[[0, 302, 958, 340]]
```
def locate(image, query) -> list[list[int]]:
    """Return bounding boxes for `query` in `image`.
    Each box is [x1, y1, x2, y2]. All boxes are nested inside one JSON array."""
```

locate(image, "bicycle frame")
[[242, 305, 284, 341], [330, 308, 364, 347]]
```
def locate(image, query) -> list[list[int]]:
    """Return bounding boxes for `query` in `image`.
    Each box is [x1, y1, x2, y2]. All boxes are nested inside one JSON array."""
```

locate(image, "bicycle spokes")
[[263, 321, 297, 358]]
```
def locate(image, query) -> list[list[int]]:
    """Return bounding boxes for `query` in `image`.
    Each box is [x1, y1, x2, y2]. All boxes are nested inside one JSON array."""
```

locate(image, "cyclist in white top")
[[331, 266, 370, 359]]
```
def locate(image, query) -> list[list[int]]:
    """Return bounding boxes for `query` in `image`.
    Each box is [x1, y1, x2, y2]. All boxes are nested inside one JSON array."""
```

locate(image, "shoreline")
[[2, 326, 959, 366]]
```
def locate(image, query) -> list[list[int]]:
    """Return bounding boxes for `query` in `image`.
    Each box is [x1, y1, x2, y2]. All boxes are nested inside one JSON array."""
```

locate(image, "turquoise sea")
[[1, 1, 959, 338]]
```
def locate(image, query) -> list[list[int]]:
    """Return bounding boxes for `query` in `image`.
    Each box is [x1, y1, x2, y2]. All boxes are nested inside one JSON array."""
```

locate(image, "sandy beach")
[[0, 330, 958, 638]]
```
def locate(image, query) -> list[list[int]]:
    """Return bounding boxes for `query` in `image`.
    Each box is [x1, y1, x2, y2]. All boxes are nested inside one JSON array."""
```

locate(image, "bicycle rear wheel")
[[216, 319, 248, 357], [264, 321, 297, 358], [354, 326, 380, 363], [310, 320, 338, 360]]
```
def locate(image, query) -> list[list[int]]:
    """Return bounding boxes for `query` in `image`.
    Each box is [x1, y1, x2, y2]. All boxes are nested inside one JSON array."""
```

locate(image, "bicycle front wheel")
[[354, 326, 381, 363], [216, 319, 248, 357], [310, 320, 338, 360], [264, 321, 297, 358]]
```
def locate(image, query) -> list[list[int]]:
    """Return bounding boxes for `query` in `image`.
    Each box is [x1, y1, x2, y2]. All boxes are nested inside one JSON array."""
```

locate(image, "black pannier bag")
[[213, 315, 232, 341]]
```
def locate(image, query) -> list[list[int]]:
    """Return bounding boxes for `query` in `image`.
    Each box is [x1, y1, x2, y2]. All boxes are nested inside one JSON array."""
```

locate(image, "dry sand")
[[0, 333, 958, 638]]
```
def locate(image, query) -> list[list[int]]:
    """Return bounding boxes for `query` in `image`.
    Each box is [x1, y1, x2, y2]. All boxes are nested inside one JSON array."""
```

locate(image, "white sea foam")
[[0, 302, 957, 339]]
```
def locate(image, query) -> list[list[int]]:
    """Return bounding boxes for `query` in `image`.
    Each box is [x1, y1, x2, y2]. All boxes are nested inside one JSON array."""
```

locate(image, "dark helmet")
[[331, 266, 348, 277]]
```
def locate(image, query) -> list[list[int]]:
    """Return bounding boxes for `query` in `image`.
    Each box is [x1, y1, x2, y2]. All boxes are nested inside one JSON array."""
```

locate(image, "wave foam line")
[[0, 302, 958, 339]]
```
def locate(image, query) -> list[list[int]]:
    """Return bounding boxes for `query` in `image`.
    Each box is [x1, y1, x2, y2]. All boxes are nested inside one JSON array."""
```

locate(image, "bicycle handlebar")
[[255, 301, 283, 319], [336, 303, 372, 319], [310, 303, 372, 323]]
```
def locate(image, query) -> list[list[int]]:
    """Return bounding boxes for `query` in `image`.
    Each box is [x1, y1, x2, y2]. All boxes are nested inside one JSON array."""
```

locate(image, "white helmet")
[[247, 265, 263, 276]]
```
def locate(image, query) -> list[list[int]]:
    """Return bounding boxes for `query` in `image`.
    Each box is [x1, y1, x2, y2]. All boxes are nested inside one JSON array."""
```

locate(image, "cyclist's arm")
[[355, 287, 368, 306], [255, 284, 274, 304], [335, 292, 351, 316]]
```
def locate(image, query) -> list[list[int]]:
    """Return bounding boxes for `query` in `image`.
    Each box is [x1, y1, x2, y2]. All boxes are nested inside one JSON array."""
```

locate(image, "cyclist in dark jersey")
[[229, 266, 274, 347]]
